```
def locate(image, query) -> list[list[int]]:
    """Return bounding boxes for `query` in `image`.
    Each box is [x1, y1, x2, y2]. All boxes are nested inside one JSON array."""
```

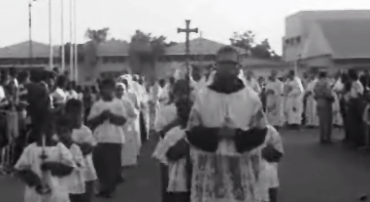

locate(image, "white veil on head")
[[238, 69, 247, 84]]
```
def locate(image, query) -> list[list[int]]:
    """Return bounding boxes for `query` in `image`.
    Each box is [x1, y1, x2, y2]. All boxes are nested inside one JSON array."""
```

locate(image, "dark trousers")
[[269, 188, 278, 202], [160, 163, 169, 202], [93, 143, 122, 194], [167, 192, 190, 202], [339, 98, 349, 141], [140, 112, 147, 144], [69, 181, 94, 202], [69, 194, 84, 202], [317, 104, 333, 142], [347, 98, 366, 146], [83, 181, 94, 202]]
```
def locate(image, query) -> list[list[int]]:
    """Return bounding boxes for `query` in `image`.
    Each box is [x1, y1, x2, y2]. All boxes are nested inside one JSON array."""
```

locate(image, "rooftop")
[[0, 41, 59, 58], [301, 19, 370, 59], [164, 37, 246, 55]]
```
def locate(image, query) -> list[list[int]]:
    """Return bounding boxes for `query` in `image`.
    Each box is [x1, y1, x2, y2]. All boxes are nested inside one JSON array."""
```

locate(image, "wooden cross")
[[178, 20, 198, 77]]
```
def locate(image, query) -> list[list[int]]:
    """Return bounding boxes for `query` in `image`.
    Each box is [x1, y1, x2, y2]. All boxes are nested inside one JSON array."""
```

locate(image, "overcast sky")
[[1, 0, 369, 54]]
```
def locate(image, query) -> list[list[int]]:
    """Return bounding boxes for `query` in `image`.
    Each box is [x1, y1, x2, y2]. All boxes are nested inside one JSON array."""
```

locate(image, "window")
[[102, 57, 109, 63], [296, 36, 301, 44]]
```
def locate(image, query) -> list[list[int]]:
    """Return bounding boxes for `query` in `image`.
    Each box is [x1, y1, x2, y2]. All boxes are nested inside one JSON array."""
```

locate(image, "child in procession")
[[261, 124, 284, 202], [88, 78, 127, 198], [14, 115, 76, 202], [55, 116, 86, 202], [65, 98, 97, 202], [152, 80, 193, 202]]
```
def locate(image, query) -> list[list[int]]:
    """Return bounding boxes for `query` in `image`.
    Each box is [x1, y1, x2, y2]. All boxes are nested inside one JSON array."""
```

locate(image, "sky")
[[1, 0, 369, 55]]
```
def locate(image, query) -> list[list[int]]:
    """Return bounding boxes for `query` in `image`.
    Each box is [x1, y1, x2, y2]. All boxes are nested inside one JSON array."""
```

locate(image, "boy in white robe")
[[88, 78, 127, 198], [154, 80, 191, 202], [55, 116, 86, 202], [15, 117, 76, 202], [66, 99, 97, 202], [258, 125, 284, 202], [153, 95, 193, 202]]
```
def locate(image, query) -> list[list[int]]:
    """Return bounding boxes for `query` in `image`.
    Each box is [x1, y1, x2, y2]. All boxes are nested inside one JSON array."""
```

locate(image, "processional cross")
[[177, 20, 198, 79]]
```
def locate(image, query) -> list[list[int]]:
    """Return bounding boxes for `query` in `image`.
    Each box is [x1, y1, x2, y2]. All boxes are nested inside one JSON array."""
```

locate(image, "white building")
[[283, 10, 370, 62]]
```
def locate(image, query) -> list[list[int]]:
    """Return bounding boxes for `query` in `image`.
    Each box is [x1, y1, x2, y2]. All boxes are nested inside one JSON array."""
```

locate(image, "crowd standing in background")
[[0, 67, 153, 202], [0, 44, 369, 202]]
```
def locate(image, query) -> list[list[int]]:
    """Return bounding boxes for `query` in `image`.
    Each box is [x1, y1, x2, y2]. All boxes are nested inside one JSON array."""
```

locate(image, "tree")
[[229, 31, 255, 51], [82, 28, 110, 81], [166, 41, 178, 47], [129, 30, 168, 81], [84, 27, 109, 67], [85, 27, 109, 43], [230, 31, 281, 59]]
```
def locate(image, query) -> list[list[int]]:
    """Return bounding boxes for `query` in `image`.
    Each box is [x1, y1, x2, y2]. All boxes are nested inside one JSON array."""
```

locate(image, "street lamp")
[[28, 0, 37, 65], [69, 0, 74, 80], [61, 0, 65, 72], [48, 0, 53, 69], [73, 0, 78, 82]]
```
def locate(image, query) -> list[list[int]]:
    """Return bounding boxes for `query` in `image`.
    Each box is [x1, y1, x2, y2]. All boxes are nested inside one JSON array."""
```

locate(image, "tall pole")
[[48, 0, 53, 69], [73, 0, 78, 82], [69, 0, 73, 80], [177, 20, 198, 80], [29, 2, 33, 64], [61, 0, 65, 72]]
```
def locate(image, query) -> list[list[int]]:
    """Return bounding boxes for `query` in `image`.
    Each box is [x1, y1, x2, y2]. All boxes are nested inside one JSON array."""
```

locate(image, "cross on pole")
[[177, 20, 198, 79]]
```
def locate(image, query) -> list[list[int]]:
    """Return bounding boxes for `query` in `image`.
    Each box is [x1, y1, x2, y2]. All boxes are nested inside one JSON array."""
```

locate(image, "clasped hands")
[[217, 124, 236, 139], [99, 110, 117, 123]]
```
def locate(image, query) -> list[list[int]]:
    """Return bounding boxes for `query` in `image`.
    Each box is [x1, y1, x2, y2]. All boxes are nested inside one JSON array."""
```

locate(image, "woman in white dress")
[[115, 83, 139, 165]]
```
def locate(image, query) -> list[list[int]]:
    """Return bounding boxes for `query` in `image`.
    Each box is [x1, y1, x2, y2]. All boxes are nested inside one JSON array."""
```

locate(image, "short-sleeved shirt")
[[88, 98, 127, 144]]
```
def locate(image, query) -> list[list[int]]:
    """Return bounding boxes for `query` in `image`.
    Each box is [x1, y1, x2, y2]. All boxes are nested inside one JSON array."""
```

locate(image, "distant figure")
[[314, 71, 334, 144]]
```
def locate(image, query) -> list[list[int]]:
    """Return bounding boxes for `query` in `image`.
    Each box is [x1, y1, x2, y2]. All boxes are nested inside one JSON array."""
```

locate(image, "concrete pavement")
[[1, 128, 370, 202]]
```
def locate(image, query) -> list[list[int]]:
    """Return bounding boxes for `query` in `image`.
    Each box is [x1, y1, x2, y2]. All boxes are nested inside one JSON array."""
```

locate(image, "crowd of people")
[[0, 44, 368, 202], [0, 68, 152, 202], [151, 48, 370, 202]]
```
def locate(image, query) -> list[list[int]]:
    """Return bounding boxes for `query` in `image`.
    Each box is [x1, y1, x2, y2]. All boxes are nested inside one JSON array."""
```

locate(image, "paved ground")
[[2, 128, 370, 202]]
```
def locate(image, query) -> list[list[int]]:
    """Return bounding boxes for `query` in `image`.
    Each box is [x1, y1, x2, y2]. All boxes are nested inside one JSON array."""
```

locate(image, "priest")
[[181, 46, 280, 202]]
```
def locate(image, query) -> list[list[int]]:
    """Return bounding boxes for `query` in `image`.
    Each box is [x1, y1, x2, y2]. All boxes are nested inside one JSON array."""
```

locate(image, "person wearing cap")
[[184, 46, 280, 202], [284, 70, 304, 128]]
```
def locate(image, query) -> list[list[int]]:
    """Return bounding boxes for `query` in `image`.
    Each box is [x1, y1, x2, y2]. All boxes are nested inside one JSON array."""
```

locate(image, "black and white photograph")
[[0, 0, 370, 202]]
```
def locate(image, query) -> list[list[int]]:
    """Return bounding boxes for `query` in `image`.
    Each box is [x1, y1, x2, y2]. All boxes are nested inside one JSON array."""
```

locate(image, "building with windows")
[[283, 10, 370, 74], [0, 37, 287, 84]]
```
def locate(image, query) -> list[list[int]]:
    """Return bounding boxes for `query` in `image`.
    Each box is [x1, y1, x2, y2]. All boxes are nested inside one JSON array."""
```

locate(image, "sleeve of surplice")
[[290, 78, 304, 96], [262, 126, 284, 162], [234, 91, 268, 153], [186, 93, 219, 152], [268, 126, 284, 154]]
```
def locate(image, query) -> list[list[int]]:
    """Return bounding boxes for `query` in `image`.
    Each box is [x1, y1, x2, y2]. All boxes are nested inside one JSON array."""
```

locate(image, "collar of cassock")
[[208, 77, 245, 94]]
